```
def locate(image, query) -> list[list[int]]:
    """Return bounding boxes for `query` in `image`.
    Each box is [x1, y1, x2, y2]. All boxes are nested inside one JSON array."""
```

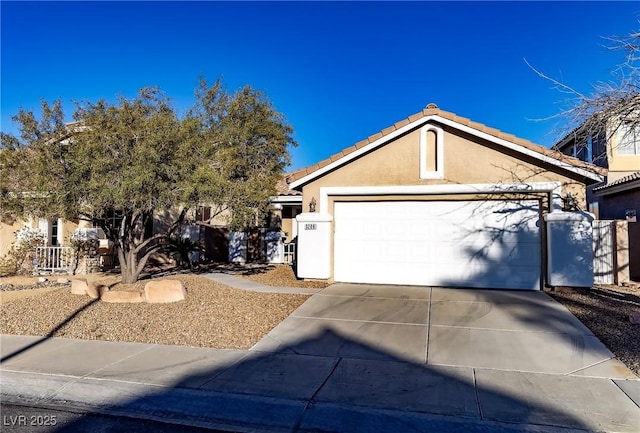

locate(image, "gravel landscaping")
[[549, 284, 640, 377], [0, 274, 309, 349], [238, 264, 329, 289], [1, 266, 638, 377]]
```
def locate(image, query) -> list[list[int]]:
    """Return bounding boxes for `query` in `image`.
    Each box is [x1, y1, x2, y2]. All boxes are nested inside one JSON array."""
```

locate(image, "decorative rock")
[[144, 280, 186, 303], [101, 290, 145, 303], [37, 277, 48, 283], [86, 281, 108, 299], [70, 279, 88, 296], [630, 312, 640, 325], [57, 278, 70, 284]]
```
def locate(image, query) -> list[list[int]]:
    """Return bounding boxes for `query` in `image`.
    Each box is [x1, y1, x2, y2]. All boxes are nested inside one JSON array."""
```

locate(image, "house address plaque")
[[304, 223, 317, 230]]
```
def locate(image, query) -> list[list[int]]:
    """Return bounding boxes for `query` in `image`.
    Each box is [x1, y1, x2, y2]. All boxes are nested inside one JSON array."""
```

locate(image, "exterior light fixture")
[[562, 193, 577, 212], [309, 197, 317, 213]]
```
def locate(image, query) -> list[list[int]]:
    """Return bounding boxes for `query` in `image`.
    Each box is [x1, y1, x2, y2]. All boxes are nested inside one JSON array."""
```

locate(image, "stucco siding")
[[301, 123, 588, 211]]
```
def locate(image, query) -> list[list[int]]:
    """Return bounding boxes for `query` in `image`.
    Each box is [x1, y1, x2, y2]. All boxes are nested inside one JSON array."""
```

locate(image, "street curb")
[[1, 370, 593, 433]]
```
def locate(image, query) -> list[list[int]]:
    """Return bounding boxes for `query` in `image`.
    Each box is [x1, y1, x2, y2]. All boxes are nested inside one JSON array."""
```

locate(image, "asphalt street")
[[0, 403, 231, 433]]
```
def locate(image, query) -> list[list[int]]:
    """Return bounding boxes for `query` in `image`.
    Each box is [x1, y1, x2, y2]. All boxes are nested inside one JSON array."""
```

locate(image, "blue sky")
[[2, 1, 639, 171]]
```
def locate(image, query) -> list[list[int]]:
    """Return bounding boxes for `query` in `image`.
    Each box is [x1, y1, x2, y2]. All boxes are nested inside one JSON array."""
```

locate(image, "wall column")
[[295, 213, 333, 279], [544, 211, 595, 287]]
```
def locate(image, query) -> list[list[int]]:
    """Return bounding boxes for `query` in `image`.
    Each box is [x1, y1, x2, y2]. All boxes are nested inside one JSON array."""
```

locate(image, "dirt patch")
[[549, 284, 640, 377], [0, 274, 309, 349]]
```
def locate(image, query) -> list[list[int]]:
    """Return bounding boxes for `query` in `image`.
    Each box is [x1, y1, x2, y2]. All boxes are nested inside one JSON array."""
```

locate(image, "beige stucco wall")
[[1, 218, 79, 257], [296, 122, 595, 282], [608, 126, 640, 173], [0, 220, 24, 257], [61, 220, 79, 244], [300, 124, 589, 212]]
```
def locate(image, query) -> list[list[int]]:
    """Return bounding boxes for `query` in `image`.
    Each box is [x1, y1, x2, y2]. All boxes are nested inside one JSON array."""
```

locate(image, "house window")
[[618, 123, 639, 155], [50, 219, 59, 246], [419, 124, 444, 179], [282, 206, 302, 219], [92, 210, 124, 237], [196, 206, 212, 222]]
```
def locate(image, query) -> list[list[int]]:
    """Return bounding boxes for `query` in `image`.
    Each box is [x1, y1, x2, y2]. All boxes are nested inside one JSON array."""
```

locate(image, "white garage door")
[[334, 200, 541, 290]]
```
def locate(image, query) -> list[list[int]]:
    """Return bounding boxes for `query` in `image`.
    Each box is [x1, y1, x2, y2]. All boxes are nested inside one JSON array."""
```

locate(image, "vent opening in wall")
[[420, 124, 444, 179]]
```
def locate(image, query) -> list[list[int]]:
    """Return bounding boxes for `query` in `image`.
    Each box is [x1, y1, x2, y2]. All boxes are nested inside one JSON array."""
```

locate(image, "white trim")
[[289, 114, 604, 188], [544, 211, 595, 222], [269, 195, 303, 204], [56, 218, 64, 246], [419, 124, 444, 179], [318, 182, 563, 214]]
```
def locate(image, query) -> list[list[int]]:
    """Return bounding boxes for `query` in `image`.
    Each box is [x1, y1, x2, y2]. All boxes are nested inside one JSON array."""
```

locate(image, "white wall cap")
[[269, 195, 303, 204], [544, 211, 595, 222]]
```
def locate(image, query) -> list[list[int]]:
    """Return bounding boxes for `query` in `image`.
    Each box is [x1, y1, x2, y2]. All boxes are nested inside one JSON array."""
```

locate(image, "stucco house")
[[554, 119, 640, 221], [278, 104, 605, 290]]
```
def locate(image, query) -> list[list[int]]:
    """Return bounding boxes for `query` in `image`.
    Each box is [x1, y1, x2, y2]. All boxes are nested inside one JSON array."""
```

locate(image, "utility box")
[[545, 211, 595, 287]]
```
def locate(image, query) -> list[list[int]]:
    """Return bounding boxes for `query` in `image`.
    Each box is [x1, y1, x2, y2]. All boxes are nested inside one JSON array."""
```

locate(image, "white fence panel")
[[35, 246, 73, 273], [592, 220, 615, 285]]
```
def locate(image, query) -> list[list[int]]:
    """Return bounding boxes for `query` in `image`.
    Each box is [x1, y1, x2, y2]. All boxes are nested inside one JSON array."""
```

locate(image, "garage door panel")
[[334, 200, 541, 290]]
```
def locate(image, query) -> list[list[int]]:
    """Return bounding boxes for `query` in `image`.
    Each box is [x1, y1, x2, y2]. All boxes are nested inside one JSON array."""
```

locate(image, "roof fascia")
[[593, 179, 640, 196]]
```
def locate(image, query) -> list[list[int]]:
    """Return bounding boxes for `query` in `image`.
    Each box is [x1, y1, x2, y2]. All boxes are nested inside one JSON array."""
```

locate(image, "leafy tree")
[[0, 79, 296, 283]]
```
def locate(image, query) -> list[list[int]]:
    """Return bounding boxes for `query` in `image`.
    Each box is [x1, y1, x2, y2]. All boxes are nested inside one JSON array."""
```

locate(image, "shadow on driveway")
[[5, 328, 625, 433]]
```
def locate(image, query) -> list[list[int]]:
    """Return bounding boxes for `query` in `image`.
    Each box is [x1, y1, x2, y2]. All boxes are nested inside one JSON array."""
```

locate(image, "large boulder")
[[101, 290, 145, 303], [144, 280, 186, 303], [86, 281, 108, 299], [70, 279, 88, 296]]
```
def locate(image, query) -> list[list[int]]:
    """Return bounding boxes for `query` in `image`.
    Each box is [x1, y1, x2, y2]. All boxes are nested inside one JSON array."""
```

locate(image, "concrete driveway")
[[2, 283, 639, 432], [253, 283, 635, 377]]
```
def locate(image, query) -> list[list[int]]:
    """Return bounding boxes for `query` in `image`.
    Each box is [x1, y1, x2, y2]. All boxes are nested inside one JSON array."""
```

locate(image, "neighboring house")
[[0, 216, 78, 256], [554, 121, 639, 220], [270, 178, 303, 243], [273, 103, 605, 290], [0, 205, 221, 271]]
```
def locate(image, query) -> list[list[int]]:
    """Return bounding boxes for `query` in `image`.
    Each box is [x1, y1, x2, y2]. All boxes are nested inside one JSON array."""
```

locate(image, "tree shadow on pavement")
[[32, 327, 630, 433]]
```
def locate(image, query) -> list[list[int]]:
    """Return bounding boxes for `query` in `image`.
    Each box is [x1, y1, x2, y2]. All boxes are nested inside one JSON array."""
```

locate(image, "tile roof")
[[275, 177, 302, 196], [593, 171, 640, 192], [286, 105, 607, 185]]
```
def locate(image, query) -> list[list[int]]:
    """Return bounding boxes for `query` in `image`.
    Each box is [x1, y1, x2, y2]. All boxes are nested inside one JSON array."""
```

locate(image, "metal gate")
[[592, 220, 615, 285]]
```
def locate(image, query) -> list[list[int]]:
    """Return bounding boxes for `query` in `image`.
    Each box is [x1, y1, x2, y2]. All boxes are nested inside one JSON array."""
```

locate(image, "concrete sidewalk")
[[1, 284, 639, 432], [1, 333, 639, 433]]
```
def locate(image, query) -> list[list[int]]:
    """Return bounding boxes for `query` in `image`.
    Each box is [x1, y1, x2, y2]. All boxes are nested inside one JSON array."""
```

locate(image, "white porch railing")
[[283, 242, 296, 265], [34, 246, 73, 273]]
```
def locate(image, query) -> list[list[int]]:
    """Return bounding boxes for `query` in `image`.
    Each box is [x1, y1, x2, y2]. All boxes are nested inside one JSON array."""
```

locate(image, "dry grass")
[[0, 274, 309, 349]]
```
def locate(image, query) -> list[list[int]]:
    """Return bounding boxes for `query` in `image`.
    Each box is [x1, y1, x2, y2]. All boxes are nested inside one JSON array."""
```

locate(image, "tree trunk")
[[119, 247, 140, 284]]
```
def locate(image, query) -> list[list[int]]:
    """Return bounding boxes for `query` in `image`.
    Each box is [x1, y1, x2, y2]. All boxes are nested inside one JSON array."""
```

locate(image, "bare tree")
[[527, 29, 640, 162]]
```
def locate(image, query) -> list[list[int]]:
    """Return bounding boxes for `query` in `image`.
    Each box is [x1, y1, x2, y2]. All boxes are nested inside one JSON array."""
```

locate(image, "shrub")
[[0, 227, 45, 276]]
